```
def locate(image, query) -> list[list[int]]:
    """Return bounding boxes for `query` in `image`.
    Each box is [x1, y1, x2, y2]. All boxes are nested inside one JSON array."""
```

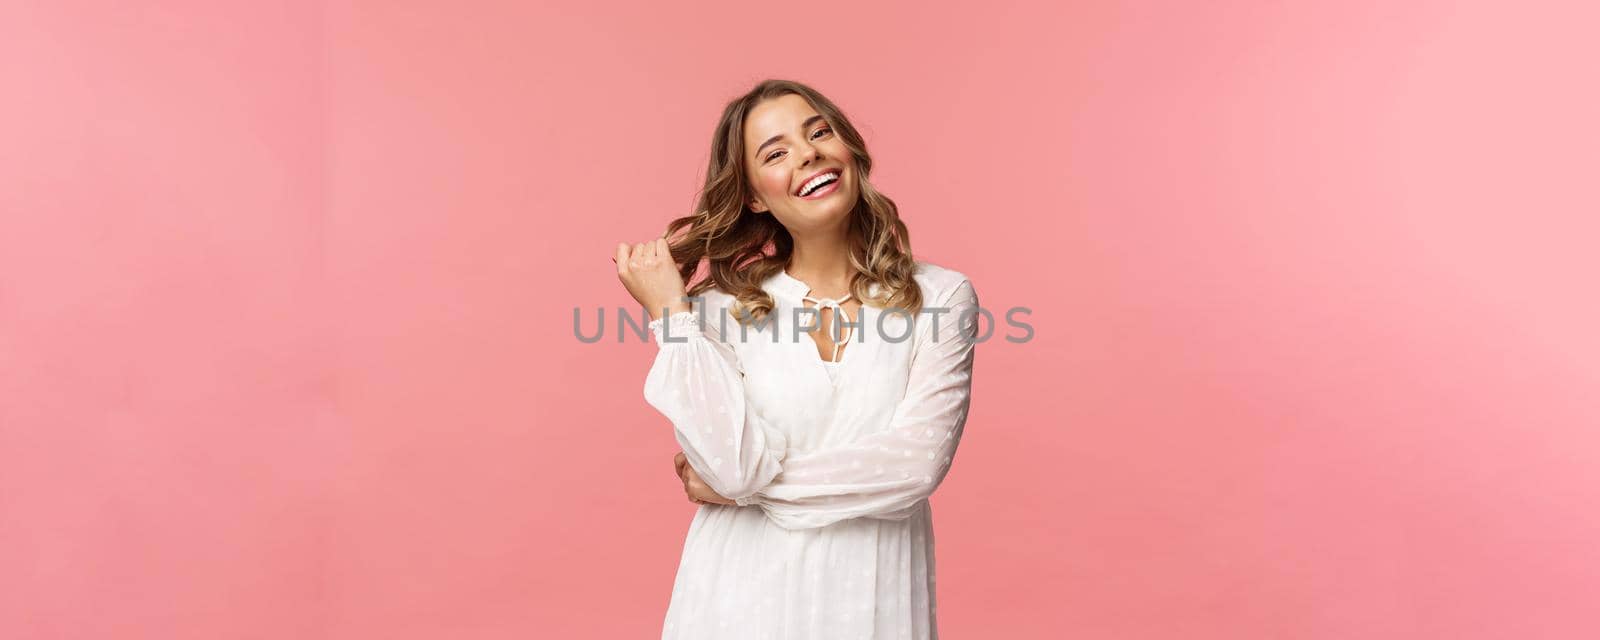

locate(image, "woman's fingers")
[[683, 467, 709, 499], [676, 453, 697, 503], [681, 466, 736, 506], [616, 235, 691, 325], [617, 239, 654, 273]]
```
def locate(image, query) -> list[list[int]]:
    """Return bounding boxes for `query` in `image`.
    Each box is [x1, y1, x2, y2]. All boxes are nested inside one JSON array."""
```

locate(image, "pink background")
[[4, 1, 1598, 638]]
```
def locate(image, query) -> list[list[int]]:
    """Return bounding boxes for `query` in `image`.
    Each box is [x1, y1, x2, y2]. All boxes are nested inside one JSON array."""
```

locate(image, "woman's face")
[[742, 93, 858, 233]]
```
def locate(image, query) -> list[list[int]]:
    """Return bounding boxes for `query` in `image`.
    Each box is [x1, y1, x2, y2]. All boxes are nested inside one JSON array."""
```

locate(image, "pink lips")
[[798, 178, 840, 200], [794, 169, 842, 198]]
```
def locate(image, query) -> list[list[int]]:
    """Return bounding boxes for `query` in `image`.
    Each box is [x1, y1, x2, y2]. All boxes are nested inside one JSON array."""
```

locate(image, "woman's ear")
[[749, 198, 769, 213]]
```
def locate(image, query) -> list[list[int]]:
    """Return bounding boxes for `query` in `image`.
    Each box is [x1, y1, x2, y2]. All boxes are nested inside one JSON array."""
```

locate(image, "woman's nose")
[[797, 141, 821, 164]]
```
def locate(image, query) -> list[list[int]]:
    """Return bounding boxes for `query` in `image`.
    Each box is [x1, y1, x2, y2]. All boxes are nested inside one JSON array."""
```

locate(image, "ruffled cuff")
[[647, 310, 702, 346], [734, 492, 764, 507]]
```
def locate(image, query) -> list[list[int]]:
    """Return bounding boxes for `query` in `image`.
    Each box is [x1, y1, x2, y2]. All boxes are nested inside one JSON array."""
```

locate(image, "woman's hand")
[[674, 451, 736, 506], [616, 237, 691, 321]]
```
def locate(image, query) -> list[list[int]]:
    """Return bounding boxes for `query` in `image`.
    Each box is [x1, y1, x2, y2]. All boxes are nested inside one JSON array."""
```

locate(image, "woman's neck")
[[786, 225, 854, 296]]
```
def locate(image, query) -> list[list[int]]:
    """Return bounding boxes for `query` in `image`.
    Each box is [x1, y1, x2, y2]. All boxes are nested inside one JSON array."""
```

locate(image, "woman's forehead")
[[745, 95, 821, 137]]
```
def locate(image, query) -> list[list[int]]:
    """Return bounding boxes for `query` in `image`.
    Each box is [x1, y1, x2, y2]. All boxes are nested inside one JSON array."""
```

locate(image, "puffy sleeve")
[[737, 279, 980, 530], [642, 304, 787, 503]]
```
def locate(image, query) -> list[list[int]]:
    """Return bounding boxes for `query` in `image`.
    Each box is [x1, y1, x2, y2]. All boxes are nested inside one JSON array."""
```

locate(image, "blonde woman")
[[615, 79, 979, 640]]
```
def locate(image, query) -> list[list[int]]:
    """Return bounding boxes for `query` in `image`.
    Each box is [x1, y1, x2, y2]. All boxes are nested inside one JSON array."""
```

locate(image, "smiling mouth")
[[796, 170, 842, 197]]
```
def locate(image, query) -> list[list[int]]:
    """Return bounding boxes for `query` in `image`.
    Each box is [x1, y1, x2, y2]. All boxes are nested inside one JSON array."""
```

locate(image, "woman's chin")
[[797, 187, 856, 213], [793, 202, 852, 229]]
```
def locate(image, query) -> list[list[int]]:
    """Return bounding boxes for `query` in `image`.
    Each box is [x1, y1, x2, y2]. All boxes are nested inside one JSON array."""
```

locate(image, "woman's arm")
[[643, 306, 788, 504], [736, 279, 980, 530]]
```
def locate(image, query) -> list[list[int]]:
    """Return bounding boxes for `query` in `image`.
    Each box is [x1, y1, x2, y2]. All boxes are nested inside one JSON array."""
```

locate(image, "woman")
[[614, 79, 979, 639]]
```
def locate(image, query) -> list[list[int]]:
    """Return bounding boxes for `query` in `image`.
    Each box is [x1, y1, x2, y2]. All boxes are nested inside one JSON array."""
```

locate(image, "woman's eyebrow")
[[753, 114, 827, 157]]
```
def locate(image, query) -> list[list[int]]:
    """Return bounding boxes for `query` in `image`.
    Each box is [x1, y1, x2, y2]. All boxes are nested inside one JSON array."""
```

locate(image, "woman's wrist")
[[647, 307, 701, 345], [647, 299, 693, 321]]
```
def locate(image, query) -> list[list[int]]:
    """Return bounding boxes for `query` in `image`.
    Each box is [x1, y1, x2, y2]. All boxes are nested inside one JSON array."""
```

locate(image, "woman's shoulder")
[[688, 284, 756, 323], [689, 285, 737, 311], [911, 259, 975, 302]]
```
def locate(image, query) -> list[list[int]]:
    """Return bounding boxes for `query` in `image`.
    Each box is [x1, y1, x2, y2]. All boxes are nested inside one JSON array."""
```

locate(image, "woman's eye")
[[765, 128, 831, 162]]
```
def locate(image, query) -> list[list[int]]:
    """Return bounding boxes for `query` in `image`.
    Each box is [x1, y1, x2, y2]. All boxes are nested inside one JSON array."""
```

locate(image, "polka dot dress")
[[643, 261, 979, 639]]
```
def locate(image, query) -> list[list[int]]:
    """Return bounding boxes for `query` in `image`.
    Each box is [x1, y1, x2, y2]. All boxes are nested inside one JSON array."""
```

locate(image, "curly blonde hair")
[[660, 79, 923, 324]]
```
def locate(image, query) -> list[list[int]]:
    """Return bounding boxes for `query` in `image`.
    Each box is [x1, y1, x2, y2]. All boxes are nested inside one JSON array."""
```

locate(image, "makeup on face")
[[744, 95, 857, 212]]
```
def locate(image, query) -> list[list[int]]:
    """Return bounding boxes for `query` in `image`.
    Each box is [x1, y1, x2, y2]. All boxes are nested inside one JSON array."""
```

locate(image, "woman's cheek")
[[759, 171, 790, 200]]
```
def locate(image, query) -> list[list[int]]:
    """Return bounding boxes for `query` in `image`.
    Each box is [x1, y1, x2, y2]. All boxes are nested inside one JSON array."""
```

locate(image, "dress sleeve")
[[642, 304, 787, 503], [737, 279, 980, 530]]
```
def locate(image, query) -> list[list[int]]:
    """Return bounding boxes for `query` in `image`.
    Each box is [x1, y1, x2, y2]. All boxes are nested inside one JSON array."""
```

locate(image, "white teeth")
[[799, 171, 839, 196]]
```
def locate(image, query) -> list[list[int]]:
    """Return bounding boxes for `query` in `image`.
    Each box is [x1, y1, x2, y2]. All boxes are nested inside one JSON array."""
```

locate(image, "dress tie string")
[[800, 292, 853, 363]]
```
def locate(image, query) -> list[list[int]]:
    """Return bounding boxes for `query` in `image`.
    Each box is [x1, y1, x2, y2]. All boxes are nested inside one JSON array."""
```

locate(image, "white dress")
[[643, 260, 979, 640]]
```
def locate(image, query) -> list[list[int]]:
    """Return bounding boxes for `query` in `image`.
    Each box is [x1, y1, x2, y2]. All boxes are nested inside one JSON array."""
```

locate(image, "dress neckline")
[[767, 269, 882, 301], [768, 269, 820, 298], [765, 269, 868, 370]]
